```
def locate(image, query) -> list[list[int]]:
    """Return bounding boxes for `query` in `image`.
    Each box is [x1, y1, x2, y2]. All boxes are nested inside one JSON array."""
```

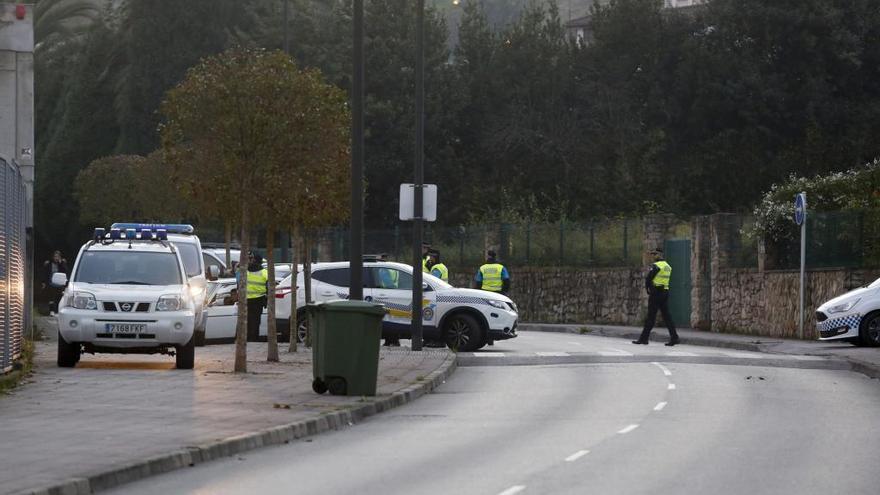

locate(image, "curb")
[[14, 351, 457, 495], [519, 323, 880, 378]]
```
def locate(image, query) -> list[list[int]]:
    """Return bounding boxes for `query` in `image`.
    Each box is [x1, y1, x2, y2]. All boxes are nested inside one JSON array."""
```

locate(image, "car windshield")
[[170, 242, 201, 278], [869, 277, 880, 288], [74, 251, 182, 285]]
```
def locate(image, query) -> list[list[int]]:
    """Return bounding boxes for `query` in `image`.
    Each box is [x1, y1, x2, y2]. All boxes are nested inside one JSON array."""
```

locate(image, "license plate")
[[105, 323, 147, 334]]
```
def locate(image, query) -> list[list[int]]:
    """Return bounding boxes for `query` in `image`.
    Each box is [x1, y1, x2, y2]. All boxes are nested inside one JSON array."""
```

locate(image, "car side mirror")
[[208, 265, 220, 279], [422, 282, 430, 291], [51, 272, 68, 287]]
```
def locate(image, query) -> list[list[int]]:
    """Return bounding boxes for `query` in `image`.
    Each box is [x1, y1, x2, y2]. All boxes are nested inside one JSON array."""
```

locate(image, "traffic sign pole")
[[795, 192, 807, 339]]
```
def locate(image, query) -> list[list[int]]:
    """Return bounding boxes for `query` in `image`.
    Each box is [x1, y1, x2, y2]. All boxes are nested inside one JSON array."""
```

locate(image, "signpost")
[[400, 183, 436, 351], [794, 192, 807, 339]]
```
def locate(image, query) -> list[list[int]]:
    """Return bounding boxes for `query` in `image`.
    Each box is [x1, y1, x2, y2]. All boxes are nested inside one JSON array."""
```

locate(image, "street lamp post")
[[350, 0, 365, 300], [410, 0, 425, 351]]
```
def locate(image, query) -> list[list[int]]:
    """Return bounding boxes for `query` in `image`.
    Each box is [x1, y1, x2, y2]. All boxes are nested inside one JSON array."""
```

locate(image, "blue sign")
[[794, 193, 806, 226]]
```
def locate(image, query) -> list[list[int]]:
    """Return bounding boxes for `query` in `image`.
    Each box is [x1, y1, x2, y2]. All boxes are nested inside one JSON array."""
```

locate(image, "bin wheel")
[[328, 377, 347, 396], [312, 378, 328, 394]]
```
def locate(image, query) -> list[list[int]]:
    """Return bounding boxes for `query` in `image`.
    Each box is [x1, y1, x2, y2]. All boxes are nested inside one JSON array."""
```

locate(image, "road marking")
[[565, 450, 590, 462], [567, 341, 584, 346], [665, 351, 698, 357], [498, 485, 526, 495], [618, 424, 639, 434], [536, 351, 571, 357], [654, 401, 667, 411], [599, 348, 633, 356], [472, 353, 506, 357], [652, 362, 672, 376], [668, 383, 676, 390], [722, 351, 761, 359]]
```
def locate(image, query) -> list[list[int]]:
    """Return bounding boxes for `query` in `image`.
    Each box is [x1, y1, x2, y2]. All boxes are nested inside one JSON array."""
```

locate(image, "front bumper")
[[58, 309, 195, 347], [816, 311, 861, 340], [487, 311, 518, 341]]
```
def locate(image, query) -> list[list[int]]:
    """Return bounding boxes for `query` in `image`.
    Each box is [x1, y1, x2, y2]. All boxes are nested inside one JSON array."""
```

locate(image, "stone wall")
[[450, 266, 647, 325]]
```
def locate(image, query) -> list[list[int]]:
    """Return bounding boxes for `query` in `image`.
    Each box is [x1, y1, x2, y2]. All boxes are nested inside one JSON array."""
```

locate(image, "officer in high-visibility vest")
[[241, 251, 269, 342], [633, 248, 679, 346], [428, 250, 449, 282], [474, 250, 510, 295], [422, 242, 432, 273]]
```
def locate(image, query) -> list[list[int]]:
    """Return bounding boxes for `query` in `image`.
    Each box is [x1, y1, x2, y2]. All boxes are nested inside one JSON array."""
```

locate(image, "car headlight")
[[157, 294, 185, 311], [70, 291, 97, 310], [826, 298, 860, 314], [487, 299, 507, 310]]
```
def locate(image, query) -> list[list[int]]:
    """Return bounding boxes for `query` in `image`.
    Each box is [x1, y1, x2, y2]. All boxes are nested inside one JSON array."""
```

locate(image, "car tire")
[[296, 310, 309, 345], [443, 313, 484, 352], [176, 336, 195, 369], [859, 311, 880, 347], [57, 333, 80, 368], [193, 328, 206, 347]]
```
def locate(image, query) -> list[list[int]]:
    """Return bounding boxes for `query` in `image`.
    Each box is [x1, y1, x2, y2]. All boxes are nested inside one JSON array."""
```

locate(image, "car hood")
[[71, 283, 186, 300], [818, 286, 876, 311], [441, 287, 513, 304]]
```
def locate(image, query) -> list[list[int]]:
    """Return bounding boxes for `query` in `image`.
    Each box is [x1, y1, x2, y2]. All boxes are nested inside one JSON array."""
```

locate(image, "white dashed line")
[[722, 351, 761, 359], [472, 353, 506, 357], [536, 352, 570, 357], [498, 485, 526, 495], [618, 424, 640, 434], [599, 348, 633, 357], [567, 341, 584, 346], [565, 450, 590, 462], [654, 401, 667, 411], [668, 383, 676, 390], [665, 351, 698, 357], [652, 362, 672, 376]]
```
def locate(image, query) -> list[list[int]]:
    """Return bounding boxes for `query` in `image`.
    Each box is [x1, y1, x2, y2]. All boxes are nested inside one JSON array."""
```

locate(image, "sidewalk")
[[519, 322, 880, 379], [2, 319, 456, 495]]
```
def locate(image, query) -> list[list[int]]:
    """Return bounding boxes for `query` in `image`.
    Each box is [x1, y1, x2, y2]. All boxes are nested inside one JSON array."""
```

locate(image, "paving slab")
[[1, 329, 455, 495]]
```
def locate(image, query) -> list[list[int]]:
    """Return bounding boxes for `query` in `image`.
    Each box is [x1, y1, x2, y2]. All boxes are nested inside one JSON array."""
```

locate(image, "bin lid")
[[312, 300, 387, 316]]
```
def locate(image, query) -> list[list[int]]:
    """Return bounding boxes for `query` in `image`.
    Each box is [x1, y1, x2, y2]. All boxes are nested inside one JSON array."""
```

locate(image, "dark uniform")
[[633, 249, 679, 346]]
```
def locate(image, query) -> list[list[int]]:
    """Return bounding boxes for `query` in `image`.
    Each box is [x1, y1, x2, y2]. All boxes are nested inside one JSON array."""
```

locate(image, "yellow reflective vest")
[[431, 263, 449, 282], [246, 268, 269, 299], [651, 261, 672, 289], [479, 263, 505, 292]]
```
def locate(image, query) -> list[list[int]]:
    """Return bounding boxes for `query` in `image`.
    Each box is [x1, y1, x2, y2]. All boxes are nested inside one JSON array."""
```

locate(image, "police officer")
[[422, 242, 432, 273], [242, 251, 269, 342], [428, 249, 449, 282], [633, 248, 679, 346], [474, 250, 510, 295]]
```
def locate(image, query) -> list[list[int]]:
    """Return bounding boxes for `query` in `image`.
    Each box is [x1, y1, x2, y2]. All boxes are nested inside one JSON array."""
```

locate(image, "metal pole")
[[282, 0, 289, 54], [411, 0, 425, 351], [799, 200, 807, 339], [349, 0, 364, 300]]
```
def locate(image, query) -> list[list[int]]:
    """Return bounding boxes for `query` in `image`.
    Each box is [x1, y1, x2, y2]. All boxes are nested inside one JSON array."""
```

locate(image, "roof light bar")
[[93, 228, 106, 240], [156, 229, 168, 241], [109, 228, 122, 240], [111, 223, 194, 235]]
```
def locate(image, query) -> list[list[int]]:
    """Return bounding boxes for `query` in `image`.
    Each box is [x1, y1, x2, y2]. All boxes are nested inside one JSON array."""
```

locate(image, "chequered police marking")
[[817, 314, 861, 333], [436, 295, 490, 306]]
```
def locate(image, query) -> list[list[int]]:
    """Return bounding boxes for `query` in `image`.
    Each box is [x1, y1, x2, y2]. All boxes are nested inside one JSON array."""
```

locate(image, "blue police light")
[[139, 228, 154, 240], [125, 228, 136, 239], [109, 228, 122, 240], [111, 223, 194, 235], [93, 228, 106, 240], [156, 229, 168, 241]]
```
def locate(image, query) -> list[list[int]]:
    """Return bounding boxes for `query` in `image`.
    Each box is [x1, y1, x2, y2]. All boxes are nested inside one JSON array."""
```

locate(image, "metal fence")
[[309, 218, 648, 268], [1, 157, 26, 373]]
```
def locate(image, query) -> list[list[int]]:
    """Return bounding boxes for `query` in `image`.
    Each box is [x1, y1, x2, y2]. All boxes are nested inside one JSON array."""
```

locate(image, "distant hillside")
[[431, 0, 610, 46]]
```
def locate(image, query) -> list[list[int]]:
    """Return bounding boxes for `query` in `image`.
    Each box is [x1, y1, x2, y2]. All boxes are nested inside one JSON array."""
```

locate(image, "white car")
[[275, 261, 518, 351], [816, 278, 880, 346], [204, 278, 298, 343], [53, 228, 197, 369]]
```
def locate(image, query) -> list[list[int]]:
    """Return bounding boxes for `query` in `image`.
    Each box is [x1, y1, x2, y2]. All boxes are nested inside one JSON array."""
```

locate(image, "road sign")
[[794, 192, 806, 226], [399, 183, 437, 221]]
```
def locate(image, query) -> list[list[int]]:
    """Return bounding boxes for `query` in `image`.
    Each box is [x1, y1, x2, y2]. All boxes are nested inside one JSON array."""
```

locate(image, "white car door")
[[206, 281, 268, 340], [369, 267, 436, 330]]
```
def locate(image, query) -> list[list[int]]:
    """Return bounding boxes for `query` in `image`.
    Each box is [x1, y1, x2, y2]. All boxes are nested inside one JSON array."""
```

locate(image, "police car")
[[275, 260, 518, 351], [52, 227, 198, 369], [816, 278, 880, 346]]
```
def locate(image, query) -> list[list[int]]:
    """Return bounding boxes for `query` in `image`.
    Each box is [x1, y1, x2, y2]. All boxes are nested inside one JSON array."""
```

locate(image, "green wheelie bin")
[[308, 300, 386, 396]]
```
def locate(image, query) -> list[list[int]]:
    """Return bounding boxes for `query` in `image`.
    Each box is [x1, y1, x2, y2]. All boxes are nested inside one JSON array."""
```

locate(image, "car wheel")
[[57, 333, 80, 368], [193, 328, 206, 347], [312, 378, 328, 394], [176, 336, 195, 369], [444, 313, 483, 352], [859, 312, 880, 347], [296, 310, 309, 345], [327, 377, 347, 396]]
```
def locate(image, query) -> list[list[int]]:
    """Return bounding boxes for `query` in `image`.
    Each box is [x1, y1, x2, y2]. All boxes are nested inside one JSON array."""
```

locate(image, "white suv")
[[53, 228, 197, 369], [275, 261, 518, 351]]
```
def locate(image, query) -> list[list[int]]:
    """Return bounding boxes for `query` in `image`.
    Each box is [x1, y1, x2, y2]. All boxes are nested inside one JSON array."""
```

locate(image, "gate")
[[664, 239, 692, 328], [1, 157, 26, 373]]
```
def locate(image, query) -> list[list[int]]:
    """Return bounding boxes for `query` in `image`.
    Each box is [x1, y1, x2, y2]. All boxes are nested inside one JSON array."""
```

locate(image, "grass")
[[0, 339, 35, 395], [578, 326, 593, 334]]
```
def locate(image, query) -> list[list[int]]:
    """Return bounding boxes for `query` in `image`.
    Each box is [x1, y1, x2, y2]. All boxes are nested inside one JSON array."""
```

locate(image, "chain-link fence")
[[1, 157, 26, 373]]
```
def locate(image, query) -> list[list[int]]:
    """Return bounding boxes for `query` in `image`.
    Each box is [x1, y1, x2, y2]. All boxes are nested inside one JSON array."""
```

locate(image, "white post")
[[798, 193, 807, 339]]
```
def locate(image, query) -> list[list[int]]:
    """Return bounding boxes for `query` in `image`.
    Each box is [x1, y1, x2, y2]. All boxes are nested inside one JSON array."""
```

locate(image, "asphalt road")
[[110, 332, 880, 495]]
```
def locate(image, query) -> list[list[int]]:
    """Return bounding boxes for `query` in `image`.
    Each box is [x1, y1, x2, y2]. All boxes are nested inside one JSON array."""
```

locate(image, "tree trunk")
[[266, 227, 279, 362], [303, 229, 313, 347], [234, 203, 250, 373], [288, 226, 298, 353]]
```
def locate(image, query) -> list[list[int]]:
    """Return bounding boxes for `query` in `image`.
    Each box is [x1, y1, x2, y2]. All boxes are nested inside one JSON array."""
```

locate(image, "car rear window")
[[75, 251, 183, 285], [312, 267, 371, 288]]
